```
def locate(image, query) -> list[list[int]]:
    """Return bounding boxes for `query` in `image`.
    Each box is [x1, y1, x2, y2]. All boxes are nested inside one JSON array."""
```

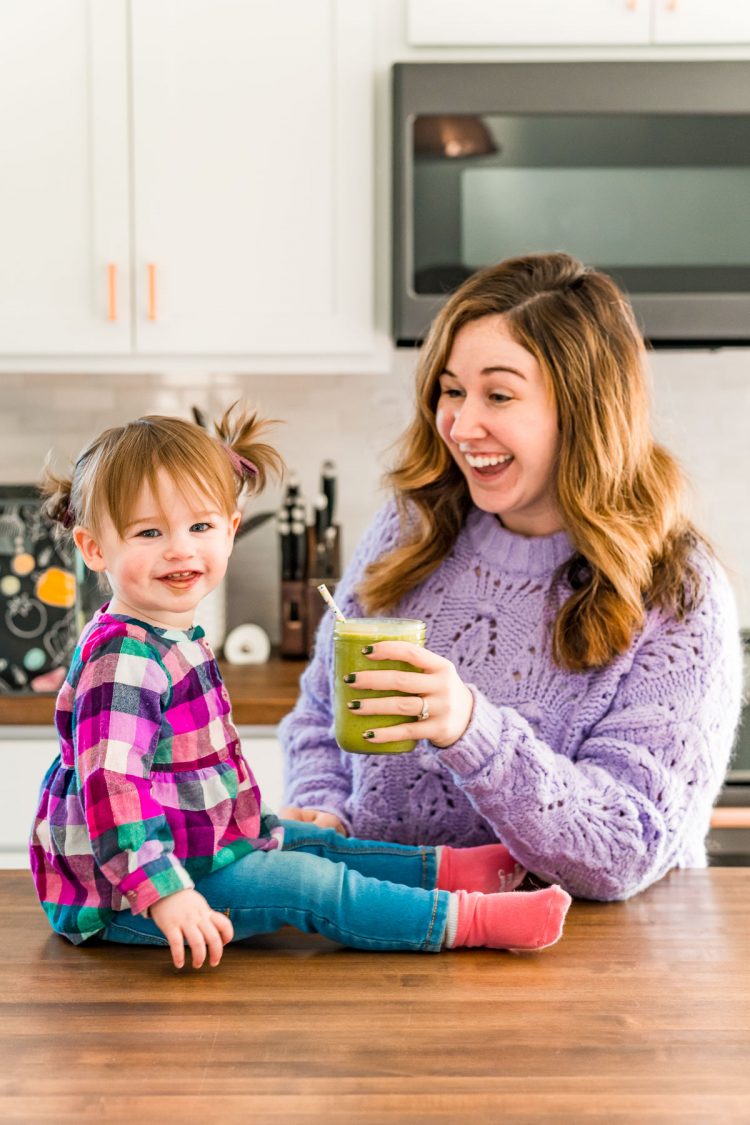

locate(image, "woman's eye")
[[191, 522, 211, 533], [440, 387, 463, 399], [490, 392, 512, 404]]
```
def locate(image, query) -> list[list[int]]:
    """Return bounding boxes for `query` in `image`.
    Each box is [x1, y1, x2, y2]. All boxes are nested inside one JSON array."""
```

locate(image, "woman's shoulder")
[[685, 538, 738, 625], [344, 498, 407, 571], [641, 538, 740, 663]]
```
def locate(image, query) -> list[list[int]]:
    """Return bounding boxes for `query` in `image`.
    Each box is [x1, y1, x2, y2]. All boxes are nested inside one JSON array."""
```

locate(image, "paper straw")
[[317, 583, 346, 621]]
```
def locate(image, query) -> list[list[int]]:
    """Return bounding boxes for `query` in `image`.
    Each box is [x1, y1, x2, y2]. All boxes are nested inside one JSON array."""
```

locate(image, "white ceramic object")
[[224, 623, 271, 665]]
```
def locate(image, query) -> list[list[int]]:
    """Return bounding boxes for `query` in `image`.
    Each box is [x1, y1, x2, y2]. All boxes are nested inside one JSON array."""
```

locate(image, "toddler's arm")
[[74, 630, 193, 916]]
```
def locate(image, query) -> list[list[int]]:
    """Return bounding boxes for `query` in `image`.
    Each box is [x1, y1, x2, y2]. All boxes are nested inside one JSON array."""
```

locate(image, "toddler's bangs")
[[93, 420, 237, 537]]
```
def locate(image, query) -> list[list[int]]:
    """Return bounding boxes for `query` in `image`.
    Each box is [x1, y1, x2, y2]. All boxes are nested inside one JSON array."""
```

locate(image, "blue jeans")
[[100, 820, 449, 953]]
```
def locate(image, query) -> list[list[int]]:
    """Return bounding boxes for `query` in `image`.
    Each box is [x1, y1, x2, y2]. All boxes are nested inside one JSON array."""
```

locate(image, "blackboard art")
[[0, 486, 79, 694]]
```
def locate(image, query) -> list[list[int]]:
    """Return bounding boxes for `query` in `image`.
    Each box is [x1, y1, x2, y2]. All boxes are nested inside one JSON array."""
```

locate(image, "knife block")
[[279, 525, 341, 658], [306, 523, 341, 584], [280, 580, 308, 658]]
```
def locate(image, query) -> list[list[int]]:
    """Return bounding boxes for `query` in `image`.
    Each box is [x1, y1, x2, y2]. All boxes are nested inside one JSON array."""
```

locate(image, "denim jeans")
[[100, 820, 449, 953]]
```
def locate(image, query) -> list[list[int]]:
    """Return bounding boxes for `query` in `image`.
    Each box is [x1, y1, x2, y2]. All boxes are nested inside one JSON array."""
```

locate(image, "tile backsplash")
[[1, 345, 749, 644]]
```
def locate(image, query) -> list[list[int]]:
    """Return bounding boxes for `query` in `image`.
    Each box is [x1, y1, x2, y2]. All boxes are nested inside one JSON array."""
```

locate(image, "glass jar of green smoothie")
[[333, 617, 426, 754]]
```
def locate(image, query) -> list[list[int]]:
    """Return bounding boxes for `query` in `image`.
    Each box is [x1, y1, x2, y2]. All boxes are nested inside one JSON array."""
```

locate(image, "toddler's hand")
[[279, 805, 347, 834], [149, 888, 233, 970]]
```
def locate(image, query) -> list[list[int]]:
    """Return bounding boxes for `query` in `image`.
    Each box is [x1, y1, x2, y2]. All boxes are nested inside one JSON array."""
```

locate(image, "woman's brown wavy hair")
[[358, 252, 708, 671]]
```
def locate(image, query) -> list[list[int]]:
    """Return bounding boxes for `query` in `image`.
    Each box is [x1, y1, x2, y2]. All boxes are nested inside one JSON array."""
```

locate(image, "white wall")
[[0, 343, 748, 644]]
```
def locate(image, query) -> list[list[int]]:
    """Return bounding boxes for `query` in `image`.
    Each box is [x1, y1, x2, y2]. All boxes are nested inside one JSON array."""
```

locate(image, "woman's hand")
[[278, 806, 347, 834], [149, 888, 234, 970], [343, 642, 474, 749]]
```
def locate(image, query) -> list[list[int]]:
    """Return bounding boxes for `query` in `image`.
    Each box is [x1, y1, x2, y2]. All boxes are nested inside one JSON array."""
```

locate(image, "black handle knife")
[[321, 460, 336, 528]]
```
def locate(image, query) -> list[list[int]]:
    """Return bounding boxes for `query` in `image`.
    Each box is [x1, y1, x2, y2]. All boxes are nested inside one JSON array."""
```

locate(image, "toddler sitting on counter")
[[29, 405, 570, 969]]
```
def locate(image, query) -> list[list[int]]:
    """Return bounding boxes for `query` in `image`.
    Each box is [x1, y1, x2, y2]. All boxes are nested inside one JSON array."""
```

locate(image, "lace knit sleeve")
[[278, 500, 405, 827], [437, 557, 743, 901]]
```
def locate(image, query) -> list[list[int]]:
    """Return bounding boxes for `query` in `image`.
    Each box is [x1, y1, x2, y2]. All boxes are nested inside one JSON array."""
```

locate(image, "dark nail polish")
[[363, 730, 375, 740], [343, 673, 356, 684], [347, 700, 362, 710], [361, 644, 374, 655]]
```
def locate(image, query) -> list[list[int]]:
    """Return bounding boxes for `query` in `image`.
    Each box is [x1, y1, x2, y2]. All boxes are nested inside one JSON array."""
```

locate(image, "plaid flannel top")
[[30, 608, 282, 943]]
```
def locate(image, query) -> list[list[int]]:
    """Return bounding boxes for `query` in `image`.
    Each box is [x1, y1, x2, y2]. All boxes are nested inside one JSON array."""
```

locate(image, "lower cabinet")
[[0, 726, 283, 869]]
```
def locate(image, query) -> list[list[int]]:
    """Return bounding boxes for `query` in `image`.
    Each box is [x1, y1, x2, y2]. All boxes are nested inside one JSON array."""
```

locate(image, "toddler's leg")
[[196, 846, 449, 952], [280, 818, 437, 889], [436, 843, 526, 894], [280, 821, 525, 894], [445, 886, 572, 952]]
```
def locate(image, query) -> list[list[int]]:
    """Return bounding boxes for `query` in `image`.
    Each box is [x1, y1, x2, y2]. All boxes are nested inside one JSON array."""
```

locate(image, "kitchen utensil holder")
[[279, 525, 341, 658]]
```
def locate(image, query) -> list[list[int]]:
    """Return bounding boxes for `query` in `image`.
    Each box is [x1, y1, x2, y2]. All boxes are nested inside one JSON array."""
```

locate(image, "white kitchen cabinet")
[[130, 0, 375, 357], [407, 0, 651, 47], [0, 726, 284, 869], [406, 0, 750, 46], [652, 0, 750, 45], [0, 0, 130, 354], [0, 0, 378, 371]]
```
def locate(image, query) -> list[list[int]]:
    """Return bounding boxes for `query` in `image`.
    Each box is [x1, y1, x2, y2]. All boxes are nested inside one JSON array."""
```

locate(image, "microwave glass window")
[[411, 114, 750, 297]]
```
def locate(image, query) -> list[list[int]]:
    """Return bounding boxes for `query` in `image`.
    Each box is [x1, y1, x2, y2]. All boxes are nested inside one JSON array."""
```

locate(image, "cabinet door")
[[406, 0, 650, 46], [130, 0, 375, 356], [0, 1, 131, 354], [653, 0, 750, 44], [236, 730, 284, 812], [0, 735, 57, 867]]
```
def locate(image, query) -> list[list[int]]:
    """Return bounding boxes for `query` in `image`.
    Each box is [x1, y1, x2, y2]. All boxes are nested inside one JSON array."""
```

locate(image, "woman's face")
[[436, 314, 563, 537]]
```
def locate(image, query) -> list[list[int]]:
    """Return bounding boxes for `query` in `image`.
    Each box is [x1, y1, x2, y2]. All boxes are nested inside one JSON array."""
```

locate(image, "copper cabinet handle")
[[147, 263, 157, 321], [107, 263, 117, 322], [666, 0, 678, 10], [626, 0, 637, 10]]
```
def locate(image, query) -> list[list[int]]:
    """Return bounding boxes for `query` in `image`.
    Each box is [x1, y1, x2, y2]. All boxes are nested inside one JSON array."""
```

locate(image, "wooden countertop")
[[1, 867, 749, 1121], [0, 651, 305, 727]]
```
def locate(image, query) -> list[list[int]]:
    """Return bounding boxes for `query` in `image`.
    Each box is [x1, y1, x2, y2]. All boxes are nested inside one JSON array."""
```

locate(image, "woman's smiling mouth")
[[462, 451, 514, 480], [463, 452, 513, 469]]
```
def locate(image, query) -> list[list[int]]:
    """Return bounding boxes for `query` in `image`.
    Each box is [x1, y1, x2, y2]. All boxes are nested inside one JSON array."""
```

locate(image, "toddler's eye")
[[138, 528, 161, 539], [191, 522, 212, 533]]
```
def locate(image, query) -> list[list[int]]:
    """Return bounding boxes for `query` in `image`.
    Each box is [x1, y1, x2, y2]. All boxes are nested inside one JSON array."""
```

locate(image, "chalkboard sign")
[[0, 485, 80, 694]]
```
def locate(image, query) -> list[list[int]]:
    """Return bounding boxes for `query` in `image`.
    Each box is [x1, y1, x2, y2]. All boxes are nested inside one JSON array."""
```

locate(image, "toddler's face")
[[75, 468, 240, 630]]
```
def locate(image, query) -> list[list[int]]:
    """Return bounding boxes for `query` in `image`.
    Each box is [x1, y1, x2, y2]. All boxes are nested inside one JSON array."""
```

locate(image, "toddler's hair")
[[40, 403, 284, 537]]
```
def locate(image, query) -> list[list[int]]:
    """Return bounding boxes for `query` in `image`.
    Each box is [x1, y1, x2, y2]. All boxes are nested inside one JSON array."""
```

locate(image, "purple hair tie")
[[226, 447, 259, 478], [61, 505, 76, 530]]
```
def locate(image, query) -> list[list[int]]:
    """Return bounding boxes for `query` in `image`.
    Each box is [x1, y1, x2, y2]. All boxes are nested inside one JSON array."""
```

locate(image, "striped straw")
[[317, 583, 346, 622]]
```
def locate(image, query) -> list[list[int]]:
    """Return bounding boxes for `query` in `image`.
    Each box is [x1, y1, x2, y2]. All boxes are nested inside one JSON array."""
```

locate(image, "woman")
[[279, 252, 742, 901]]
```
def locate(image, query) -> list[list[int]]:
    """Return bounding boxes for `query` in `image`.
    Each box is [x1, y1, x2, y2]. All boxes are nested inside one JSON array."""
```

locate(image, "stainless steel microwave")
[[392, 61, 750, 346]]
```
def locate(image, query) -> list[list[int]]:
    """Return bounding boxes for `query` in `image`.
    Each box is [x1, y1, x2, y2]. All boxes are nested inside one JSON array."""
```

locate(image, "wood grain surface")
[[0, 653, 304, 727], [1, 868, 749, 1123]]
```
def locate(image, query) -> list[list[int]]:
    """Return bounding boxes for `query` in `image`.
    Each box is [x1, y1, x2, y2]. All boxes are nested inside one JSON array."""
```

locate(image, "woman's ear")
[[73, 526, 107, 573]]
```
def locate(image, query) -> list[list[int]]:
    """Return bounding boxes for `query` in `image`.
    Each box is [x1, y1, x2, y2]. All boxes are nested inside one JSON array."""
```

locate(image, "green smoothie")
[[333, 617, 426, 754]]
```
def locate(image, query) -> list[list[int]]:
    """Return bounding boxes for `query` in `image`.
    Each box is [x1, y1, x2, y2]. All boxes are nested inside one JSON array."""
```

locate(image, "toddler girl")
[[30, 406, 570, 969]]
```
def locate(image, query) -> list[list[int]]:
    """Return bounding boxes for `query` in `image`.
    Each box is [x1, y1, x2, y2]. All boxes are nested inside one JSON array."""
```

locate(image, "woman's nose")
[[449, 398, 487, 444]]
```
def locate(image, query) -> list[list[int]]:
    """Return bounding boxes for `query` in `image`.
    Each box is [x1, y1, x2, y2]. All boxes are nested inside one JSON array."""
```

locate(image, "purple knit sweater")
[[279, 502, 742, 900]]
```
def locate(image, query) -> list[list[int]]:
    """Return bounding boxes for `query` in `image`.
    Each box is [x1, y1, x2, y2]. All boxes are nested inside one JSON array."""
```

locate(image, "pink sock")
[[447, 886, 572, 951], [436, 843, 527, 894]]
